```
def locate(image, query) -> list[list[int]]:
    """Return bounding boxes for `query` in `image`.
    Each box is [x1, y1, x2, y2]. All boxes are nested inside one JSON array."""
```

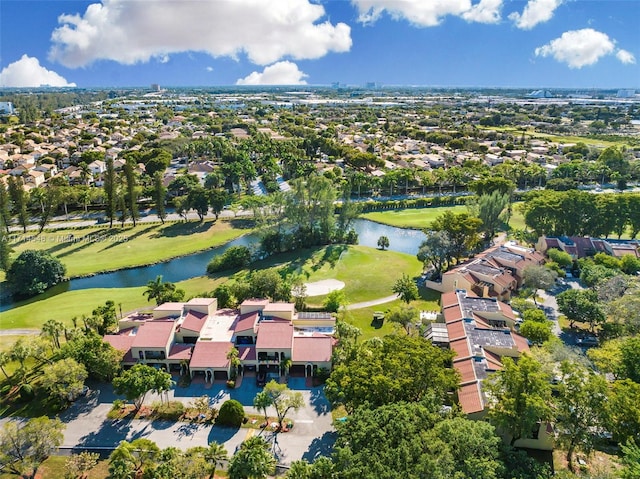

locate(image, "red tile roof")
[[168, 343, 193, 360], [181, 310, 208, 333], [292, 335, 333, 362], [458, 382, 485, 414], [484, 350, 504, 370], [238, 346, 256, 361], [513, 333, 531, 353], [131, 320, 175, 349], [454, 358, 477, 385], [104, 328, 135, 353], [447, 321, 466, 341], [450, 338, 471, 360], [190, 341, 233, 369], [235, 312, 259, 334], [444, 305, 464, 323], [256, 321, 293, 350], [441, 291, 459, 308]]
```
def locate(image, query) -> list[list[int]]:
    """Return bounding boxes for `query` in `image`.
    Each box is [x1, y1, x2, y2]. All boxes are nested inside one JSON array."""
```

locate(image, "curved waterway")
[[1, 219, 426, 311]]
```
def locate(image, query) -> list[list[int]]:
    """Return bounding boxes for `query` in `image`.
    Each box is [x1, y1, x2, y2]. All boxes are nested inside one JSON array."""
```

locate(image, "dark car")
[[576, 336, 599, 347], [256, 371, 266, 387]]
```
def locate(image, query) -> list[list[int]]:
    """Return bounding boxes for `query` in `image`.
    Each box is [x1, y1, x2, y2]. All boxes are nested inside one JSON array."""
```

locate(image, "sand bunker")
[[303, 279, 346, 296]]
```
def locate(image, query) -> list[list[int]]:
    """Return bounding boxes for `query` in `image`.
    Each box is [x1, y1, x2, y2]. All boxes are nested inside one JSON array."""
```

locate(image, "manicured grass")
[[477, 125, 633, 148], [0, 456, 111, 479], [283, 245, 424, 304], [0, 275, 226, 331], [6, 219, 252, 278], [342, 288, 441, 340], [360, 205, 468, 229], [360, 203, 526, 232]]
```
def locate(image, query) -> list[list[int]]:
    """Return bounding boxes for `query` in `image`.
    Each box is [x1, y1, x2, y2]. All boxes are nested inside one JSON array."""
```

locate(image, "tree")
[[208, 188, 227, 220], [392, 273, 419, 304], [323, 289, 346, 313], [123, 157, 139, 227], [546, 248, 572, 268], [417, 230, 453, 279], [605, 379, 640, 444], [188, 186, 210, 221], [253, 391, 272, 426], [519, 320, 552, 346], [153, 171, 167, 224], [144, 275, 185, 305], [554, 361, 608, 472], [620, 439, 640, 479], [0, 183, 12, 233], [522, 265, 557, 305], [325, 334, 458, 413], [619, 336, 640, 383], [228, 436, 276, 479], [485, 354, 553, 446], [113, 364, 172, 411], [7, 249, 66, 298], [261, 380, 304, 430], [377, 235, 390, 250], [41, 358, 88, 404], [217, 399, 245, 427], [10, 338, 33, 370], [41, 319, 64, 349], [0, 220, 12, 272], [7, 176, 29, 233], [556, 289, 605, 331], [109, 438, 160, 479], [333, 400, 503, 479], [0, 351, 11, 379], [430, 211, 482, 264], [0, 416, 65, 479], [203, 442, 228, 479], [60, 332, 123, 381], [467, 191, 509, 240], [385, 306, 419, 335], [64, 451, 100, 479]]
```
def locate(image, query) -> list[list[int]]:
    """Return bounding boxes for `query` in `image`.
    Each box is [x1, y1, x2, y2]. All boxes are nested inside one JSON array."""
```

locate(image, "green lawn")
[[342, 288, 441, 340], [477, 125, 633, 148], [4, 219, 252, 279], [0, 275, 225, 331], [360, 203, 526, 232]]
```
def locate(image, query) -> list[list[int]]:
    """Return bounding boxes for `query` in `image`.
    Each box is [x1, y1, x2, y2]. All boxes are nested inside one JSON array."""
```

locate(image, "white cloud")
[[616, 49, 636, 65], [0, 54, 76, 88], [49, 0, 351, 68], [236, 61, 308, 85], [509, 0, 563, 29], [352, 0, 503, 27], [535, 29, 619, 68], [206, 66, 214, 72]]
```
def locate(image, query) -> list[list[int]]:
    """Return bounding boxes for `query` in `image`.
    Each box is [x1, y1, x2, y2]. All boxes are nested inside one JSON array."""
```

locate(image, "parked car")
[[256, 371, 267, 387], [576, 336, 599, 347]]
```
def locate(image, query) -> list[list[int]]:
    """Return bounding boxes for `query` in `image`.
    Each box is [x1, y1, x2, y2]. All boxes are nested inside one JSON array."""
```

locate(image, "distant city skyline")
[[0, 0, 638, 89]]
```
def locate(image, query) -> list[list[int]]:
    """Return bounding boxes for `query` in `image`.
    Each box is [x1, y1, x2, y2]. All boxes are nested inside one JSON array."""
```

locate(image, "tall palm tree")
[[204, 442, 228, 479], [253, 391, 272, 427], [143, 275, 165, 305], [0, 351, 11, 379], [41, 319, 65, 349]]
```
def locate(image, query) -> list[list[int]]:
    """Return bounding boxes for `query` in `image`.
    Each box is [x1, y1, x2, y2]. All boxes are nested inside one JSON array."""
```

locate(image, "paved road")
[[0, 329, 39, 336], [538, 278, 585, 345], [345, 294, 399, 310], [2, 376, 335, 466]]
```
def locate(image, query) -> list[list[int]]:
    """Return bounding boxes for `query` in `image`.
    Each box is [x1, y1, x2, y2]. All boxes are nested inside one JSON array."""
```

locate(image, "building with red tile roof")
[[537, 235, 640, 260]]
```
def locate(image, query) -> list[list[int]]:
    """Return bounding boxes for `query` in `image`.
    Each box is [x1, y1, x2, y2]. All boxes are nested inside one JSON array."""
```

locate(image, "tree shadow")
[[76, 417, 136, 448], [153, 221, 215, 238], [302, 431, 337, 463], [207, 424, 240, 445], [308, 387, 331, 416]]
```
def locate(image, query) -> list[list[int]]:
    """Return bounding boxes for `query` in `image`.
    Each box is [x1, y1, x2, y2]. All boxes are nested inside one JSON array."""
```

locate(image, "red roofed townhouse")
[[104, 297, 335, 384], [427, 243, 545, 301], [438, 289, 553, 451]]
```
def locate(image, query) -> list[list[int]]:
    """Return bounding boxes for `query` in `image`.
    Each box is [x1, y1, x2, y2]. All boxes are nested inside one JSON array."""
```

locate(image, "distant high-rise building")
[[0, 102, 14, 115], [150, 83, 161, 92], [617, 89, 636, 98]]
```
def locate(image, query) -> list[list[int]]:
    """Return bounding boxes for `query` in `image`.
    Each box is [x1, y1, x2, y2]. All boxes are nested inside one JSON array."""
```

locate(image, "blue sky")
[[0, 0, 638, 88]]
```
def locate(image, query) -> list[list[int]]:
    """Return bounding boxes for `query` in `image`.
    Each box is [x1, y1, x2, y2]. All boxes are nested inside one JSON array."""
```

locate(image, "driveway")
[[538, 278, 585, 346], [53, 375, 335, 465]]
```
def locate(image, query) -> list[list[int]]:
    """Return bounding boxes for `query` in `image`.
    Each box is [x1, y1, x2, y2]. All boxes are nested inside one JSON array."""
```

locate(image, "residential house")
[[440, 289, 553, 450], [104, 298, 335, 384], [537, 235, 640, 260]]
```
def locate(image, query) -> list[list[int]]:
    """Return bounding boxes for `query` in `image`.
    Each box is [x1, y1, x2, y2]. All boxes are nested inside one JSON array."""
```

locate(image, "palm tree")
[[143, 275, 165, 305], [228, 436, 276, 479], [226, 347, 241, 379], [253, 391, 272, 427], [41, 319, 65, 349], [204, 442, 228, 479], [0, 351, 11, 379]]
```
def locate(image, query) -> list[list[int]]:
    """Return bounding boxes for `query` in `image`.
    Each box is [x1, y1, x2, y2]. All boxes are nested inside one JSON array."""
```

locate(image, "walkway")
[[345, 294, 399, 310]]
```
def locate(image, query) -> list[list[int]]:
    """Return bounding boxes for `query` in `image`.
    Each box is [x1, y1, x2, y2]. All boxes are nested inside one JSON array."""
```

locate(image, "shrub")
[[19, 384, 34, 402], [216, 399, 245, 427], [226, 380, 236, 389], [152, 400, 185, 420], [206, 246, 251, 273], [7, 250, 66, 298]]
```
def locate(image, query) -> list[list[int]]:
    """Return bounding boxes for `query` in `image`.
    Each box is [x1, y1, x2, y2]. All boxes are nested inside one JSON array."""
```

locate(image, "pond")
[[0, 219, 426, 311]]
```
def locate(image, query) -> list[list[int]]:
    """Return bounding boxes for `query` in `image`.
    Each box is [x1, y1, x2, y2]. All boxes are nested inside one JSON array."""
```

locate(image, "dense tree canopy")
[[7, 249, 66, 298], [325, 334, 458, 412]]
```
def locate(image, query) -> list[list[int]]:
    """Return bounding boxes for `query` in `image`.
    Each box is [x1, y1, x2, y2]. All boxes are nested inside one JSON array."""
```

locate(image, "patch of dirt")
[[303, 279, 345, 297]]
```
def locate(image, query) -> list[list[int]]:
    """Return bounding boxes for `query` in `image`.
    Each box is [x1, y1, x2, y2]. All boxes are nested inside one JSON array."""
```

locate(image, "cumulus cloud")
[[49, 0, 351, 68], [352, 0, 502, 27], [236, 61, 308, 85], [509, 0, 563, 29], [616, 49, 636, 65], [534, 29, 636, 68], [0, 54, 76, 87]]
